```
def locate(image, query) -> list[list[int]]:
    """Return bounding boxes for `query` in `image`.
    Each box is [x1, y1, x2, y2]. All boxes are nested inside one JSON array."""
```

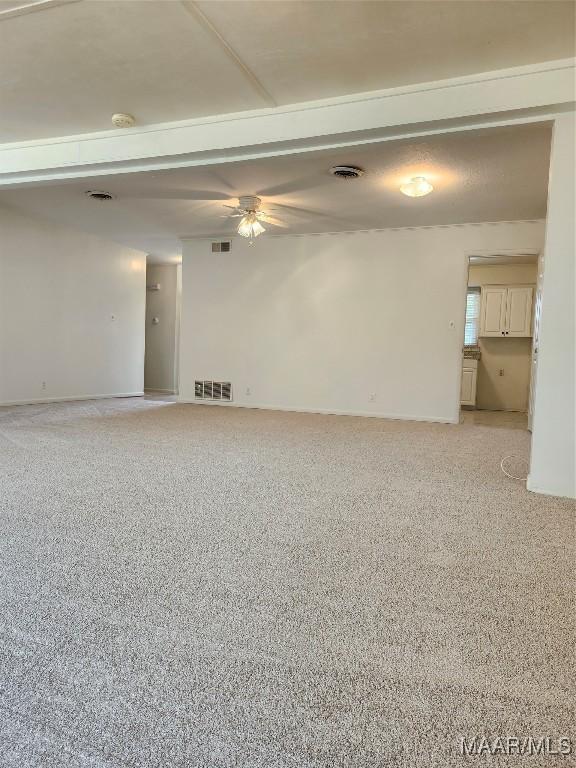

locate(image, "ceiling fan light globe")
[[237, 212, 266, 239], [252, 220, 265, 237], [237, 216, 253, 237]]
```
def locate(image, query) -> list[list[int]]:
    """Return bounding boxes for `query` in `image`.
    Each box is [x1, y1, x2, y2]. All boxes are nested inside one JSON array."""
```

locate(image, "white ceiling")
[[0, 0, 573, 142], [0, 123, 552, 261]]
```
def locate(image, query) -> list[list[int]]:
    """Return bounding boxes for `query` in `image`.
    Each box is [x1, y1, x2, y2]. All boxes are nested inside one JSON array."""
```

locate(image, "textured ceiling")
[[0, 123, 552, 261], [0, 0, 573, 142]]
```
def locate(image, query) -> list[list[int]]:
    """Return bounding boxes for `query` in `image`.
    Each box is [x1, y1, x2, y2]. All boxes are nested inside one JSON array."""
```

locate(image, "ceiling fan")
[[222, 195, 288, 243], [107, 170, 359, 239]]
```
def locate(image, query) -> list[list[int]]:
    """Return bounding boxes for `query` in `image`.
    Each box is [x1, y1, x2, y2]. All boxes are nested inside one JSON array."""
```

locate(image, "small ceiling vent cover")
[[329, 165, 365, 179], [85, 191, 115, 201]]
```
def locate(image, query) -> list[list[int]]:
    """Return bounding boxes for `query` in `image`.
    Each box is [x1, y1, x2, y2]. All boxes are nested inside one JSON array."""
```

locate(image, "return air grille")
[[211, 241, 231, 253], [195, 380, 232, 401]]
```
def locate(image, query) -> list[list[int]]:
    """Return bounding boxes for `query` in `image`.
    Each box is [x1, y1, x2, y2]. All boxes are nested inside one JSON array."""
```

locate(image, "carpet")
[[0, 397, 573, 767]]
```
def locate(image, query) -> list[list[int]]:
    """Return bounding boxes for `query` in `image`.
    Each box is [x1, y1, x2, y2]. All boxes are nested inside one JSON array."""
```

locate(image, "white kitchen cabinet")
[[505, 286, 534, 336], [460, 359, 478, 407], [480, 286, 508, 336], [479, 285, 534, 337]]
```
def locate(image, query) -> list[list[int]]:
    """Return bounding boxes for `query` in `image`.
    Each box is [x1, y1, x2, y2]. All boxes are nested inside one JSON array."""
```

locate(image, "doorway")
[[144, 262, 182, 396], [460, 253, 540, 430]]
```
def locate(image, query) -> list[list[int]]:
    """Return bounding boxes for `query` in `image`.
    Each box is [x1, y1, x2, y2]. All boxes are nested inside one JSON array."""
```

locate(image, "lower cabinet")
[[461, 359, 478, 407]]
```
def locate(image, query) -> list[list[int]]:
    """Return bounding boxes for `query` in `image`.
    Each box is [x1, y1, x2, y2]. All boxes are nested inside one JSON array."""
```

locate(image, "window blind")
[[464, 288, 481, 346]]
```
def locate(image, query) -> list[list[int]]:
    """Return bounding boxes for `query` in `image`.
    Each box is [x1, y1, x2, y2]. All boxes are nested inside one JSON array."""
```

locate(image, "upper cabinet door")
[[506, 286, 534, 336], [480, 286, 507, 336]]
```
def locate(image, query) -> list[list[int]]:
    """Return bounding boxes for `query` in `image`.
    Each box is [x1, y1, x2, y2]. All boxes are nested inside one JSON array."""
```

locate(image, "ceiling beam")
[[0, 59, 573, 187]]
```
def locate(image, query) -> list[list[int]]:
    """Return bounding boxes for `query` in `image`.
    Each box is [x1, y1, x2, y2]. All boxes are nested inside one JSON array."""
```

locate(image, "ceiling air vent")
[[195, 381, 232, 401], [211, 241, 231, 253], [329, 165, 365, 180], [85, 191, 115, 201]]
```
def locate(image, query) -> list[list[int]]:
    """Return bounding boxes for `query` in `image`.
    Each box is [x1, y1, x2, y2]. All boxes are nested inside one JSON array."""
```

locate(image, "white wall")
[[468, 263, 537, 411], [0, 206, 146, 405], [529, 114, 575, 499], [144, 263, 180, 393], [180, 221, 545, 424]]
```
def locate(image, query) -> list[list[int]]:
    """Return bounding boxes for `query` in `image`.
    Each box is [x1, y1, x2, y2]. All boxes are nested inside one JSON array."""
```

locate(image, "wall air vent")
[[195, 381, 232, 401], [211, 241, 231, 253]]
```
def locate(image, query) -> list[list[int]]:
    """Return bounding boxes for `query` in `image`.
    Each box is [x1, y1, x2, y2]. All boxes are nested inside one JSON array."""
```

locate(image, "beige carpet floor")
[[0, 397, 573, 767]]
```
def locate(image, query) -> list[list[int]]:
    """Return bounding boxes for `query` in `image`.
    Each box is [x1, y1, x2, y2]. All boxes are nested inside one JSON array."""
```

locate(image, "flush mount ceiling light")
[[400, 176, 434, 197]]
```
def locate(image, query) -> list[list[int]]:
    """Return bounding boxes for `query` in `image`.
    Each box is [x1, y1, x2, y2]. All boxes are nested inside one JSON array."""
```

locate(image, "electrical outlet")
[[245, 387, 251, 396], [41, 381, 46, 390], [499, 369, 504, 377], [369, 393, 377, 401]]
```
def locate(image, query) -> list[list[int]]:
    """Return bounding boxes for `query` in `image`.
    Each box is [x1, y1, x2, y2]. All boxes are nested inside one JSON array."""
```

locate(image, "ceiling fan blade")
[[124, 188, 231, 201], [273, 202, 362, 228], [272, 202, 334, 219], [259, 215, 289, 228], [257, 176, 327, 197]]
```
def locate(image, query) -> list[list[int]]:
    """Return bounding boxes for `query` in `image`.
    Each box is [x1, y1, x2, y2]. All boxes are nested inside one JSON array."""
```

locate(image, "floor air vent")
[[195, 381, 232, 401]]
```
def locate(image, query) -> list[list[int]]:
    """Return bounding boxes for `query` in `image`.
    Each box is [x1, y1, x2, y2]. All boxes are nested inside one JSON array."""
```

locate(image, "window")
[[464, 287, 481, 346]]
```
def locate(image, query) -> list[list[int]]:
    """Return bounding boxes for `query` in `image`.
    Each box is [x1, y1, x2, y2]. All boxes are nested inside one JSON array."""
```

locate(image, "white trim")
[[475, 408, 529, 414], [180, 0, 276, 107], [3, 58, 572, 149], [0, 392, 144, 407], [465, 247, 541, 258], [526, 476, 575, 501], [0, 112, 564, 189], [1, 59, 573, 185], [0, 0, 80, 21], [181, 219, 546, 243], [177, 398, 459, 425]]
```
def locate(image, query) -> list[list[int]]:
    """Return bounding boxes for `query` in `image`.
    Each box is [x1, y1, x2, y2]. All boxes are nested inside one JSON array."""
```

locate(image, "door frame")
[[459, 248, 541, 422]]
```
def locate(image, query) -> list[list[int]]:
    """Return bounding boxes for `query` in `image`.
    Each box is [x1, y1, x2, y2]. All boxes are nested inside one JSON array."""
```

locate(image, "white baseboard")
[[474, 407, 528, 413], [0, 392, 144, 407], [177, 398, 459, 425], [526, 475, 576, 500]]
